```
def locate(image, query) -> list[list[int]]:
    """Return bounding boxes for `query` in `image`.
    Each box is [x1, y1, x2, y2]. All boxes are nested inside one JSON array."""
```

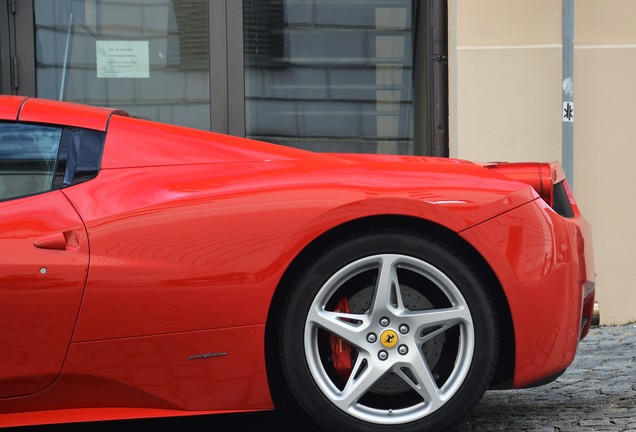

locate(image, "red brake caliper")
[[330, 297, 353, 380]]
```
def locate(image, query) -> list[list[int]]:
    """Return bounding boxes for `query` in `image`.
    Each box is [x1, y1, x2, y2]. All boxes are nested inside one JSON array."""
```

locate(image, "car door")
[[0, 122, 89, 398]]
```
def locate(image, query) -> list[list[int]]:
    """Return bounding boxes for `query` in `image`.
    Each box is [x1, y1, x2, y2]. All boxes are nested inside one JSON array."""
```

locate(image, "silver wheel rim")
[[304, 254, 475, 425]]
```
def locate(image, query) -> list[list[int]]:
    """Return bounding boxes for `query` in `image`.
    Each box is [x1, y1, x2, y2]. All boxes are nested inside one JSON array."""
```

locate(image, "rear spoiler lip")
[[479, 161, 567, 184], [480, 161, 569, 208]]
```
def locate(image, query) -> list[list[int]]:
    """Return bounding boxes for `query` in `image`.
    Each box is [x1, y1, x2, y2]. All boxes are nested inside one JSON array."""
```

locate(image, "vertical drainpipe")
[[562, 0, 574, 186]]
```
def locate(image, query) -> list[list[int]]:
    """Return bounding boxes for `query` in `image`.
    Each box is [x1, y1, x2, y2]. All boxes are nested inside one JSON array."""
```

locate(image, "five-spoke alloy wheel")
[[280, 231, 498, 432]]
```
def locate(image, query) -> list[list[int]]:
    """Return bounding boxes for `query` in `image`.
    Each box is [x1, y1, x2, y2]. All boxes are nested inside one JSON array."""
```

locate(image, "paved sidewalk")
[[453, 324, 636, 432]]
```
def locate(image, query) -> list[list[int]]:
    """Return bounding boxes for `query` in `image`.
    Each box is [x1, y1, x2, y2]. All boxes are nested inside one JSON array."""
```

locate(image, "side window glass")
[[0, 123, 62, 201]]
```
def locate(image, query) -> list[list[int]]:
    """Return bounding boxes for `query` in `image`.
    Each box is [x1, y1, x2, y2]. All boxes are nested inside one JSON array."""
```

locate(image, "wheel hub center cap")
[[380, 329, 399, 349]]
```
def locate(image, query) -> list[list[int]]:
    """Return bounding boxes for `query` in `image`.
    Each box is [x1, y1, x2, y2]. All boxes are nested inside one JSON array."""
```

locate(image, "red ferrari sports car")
[[0, 96, 595, 432]]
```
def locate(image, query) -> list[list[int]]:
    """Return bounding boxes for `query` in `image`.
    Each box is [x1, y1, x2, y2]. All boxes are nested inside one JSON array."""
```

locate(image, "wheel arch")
[[264, 214, 515, 406]]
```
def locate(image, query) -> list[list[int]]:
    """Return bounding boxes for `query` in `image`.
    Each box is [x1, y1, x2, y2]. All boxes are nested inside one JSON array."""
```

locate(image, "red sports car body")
[[0, 96, 595, 432]]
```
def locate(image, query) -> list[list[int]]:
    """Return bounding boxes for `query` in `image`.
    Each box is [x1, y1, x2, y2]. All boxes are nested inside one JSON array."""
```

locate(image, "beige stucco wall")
[[450, 0, 636, 324]]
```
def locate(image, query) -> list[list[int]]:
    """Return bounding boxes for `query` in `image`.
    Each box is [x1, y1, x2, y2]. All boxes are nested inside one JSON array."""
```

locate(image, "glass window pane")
[[0, 123, 62, 201], [243, 0, 415, 154], [34, 0, 211, 130]]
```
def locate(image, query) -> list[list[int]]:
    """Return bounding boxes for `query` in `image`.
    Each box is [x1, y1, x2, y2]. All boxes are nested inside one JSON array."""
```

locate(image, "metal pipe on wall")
[[562, 0, 574, 186]]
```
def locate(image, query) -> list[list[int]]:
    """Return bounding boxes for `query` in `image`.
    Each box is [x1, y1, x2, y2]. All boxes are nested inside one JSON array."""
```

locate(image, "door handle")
[[34, 231, 80, 250]]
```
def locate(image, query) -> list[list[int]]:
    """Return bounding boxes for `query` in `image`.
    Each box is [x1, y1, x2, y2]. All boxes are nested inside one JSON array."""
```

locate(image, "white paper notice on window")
[[96, 41, 150, 78]]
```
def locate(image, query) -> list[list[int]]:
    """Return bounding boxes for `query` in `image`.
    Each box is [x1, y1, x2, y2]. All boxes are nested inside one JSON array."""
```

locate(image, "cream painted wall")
[[450, 0, 636, 324], [450, 0, 562, 162], [574, 1, 636, 324]]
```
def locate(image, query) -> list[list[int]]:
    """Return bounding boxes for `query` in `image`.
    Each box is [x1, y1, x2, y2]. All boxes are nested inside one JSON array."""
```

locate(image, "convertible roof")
[[0, 96, 128, 132]]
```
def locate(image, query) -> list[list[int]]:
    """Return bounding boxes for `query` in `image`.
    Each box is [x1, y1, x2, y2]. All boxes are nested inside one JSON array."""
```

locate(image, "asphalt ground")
[[5, 325, 635, 432]]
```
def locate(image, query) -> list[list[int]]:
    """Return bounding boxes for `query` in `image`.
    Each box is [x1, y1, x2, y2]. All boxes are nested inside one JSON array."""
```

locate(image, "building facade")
[[1, 0, 448, 155], [1, 0, 633, 324], [450, 0, 636, 325]]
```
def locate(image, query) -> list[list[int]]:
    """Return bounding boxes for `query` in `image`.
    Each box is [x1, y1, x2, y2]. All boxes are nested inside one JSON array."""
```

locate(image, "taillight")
[[486, 162, 556, 206]]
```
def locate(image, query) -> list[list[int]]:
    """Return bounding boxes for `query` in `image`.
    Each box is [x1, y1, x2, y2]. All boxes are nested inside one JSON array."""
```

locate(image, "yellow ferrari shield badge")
[[380, 329, 398, 349]]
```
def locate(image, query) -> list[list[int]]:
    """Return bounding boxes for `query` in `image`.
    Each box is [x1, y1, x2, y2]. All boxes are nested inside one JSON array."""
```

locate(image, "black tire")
[[279, 230, 498, 432]]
